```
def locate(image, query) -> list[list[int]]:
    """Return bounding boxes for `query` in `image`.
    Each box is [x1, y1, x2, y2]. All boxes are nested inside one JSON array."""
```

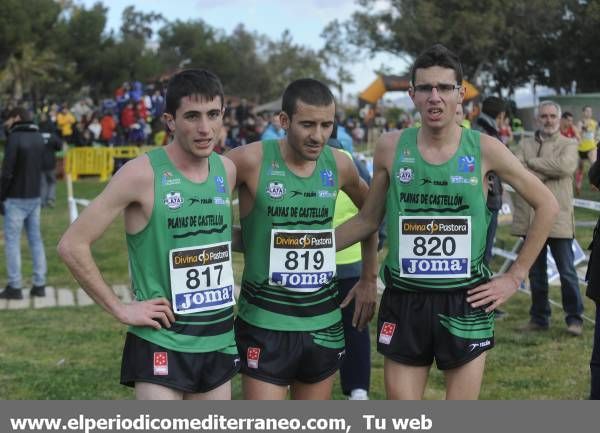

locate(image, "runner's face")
[[538, 104, 560, 135], [281, 101, 335, 161], [165, 95, 223, 159], [410, 66, 464, 130]]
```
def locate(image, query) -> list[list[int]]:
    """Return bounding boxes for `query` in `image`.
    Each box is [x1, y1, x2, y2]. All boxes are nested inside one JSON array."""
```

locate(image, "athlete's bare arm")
[[226, 141, 263, 218], [226, 141, 263, 253], [335, 130, 399, 250], [58, 156, 175, 329], [333, 148, 378, 329], [220, 154, 242, 251], [466, 134, 559, 311]]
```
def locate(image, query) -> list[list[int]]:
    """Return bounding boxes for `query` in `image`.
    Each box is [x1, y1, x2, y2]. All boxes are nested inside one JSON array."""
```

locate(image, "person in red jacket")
[[120, 101, 136, 143], [100, 111, 117, 146]]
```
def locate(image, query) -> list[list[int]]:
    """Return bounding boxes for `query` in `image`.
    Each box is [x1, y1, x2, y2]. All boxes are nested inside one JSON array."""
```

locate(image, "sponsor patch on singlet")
[[398, 216, 471, 278], [268, 229, 336, 292], [169, 241, 235, 314]]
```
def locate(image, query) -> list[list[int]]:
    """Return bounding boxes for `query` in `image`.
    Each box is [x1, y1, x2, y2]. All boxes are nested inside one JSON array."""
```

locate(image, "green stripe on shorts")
[[437, 310, 494, 340]]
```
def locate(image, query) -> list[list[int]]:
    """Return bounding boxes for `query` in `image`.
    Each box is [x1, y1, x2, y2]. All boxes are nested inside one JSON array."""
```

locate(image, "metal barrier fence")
[[64, 146, 144, 181]]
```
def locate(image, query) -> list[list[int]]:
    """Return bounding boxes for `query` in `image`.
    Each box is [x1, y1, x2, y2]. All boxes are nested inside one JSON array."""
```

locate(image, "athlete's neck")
[[417, 124, 462, 164], [278, 139, 317, 177], [165, 141, 210, 183]]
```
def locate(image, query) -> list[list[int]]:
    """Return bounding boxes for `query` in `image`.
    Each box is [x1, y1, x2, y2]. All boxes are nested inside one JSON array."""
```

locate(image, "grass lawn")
[[0, 178, 597, 399]]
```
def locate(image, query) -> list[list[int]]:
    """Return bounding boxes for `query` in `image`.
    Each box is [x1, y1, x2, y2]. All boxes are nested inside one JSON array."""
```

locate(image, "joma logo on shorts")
[[468, 340, 491, 352]]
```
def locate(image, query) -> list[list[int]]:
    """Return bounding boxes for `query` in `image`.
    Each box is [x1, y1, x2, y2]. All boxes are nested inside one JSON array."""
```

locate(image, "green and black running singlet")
[[238, 139, 341, 331], [126, 148, 236, 353], [382, 127, 493, 292]]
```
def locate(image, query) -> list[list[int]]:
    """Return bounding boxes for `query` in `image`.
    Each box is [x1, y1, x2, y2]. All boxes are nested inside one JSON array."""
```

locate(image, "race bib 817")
[[169, 241, 235, 314]]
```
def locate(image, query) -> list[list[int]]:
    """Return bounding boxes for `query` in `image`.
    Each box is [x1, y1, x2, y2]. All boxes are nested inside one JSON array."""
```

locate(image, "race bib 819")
[[268, 229, 336, 292]]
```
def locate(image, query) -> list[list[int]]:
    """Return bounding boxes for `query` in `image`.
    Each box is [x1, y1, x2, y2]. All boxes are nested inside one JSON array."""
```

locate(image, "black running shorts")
[[377, 289, 495, 370], [120, 332, 240, 393], [235, 318, 345, 386]]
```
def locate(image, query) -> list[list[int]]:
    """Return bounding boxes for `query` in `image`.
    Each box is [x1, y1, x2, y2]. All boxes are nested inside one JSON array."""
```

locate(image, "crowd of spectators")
[[1, 81, 168, 148]]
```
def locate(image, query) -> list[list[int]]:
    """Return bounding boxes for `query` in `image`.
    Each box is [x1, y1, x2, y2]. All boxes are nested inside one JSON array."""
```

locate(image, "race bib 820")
[[398, 216, 471, 278]]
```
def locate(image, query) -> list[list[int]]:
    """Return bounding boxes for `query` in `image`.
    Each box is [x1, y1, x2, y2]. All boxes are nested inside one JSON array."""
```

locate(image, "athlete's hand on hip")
[[466, 274, 521, 313], [340, 277, 377, 331], [116, 298, 175, 329]]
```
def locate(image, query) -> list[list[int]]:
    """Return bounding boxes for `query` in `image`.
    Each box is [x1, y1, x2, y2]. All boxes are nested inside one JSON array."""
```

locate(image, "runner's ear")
[[162, 113, 175, 132], [280, 112, 290, 130]]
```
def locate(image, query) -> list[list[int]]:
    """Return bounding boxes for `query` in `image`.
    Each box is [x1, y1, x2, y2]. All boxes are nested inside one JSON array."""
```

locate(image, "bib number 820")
[[412, 236, 456, 256]]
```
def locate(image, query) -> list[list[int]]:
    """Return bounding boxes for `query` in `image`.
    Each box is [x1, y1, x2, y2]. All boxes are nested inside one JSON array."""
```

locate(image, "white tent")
[[253, 98, 282, 114]]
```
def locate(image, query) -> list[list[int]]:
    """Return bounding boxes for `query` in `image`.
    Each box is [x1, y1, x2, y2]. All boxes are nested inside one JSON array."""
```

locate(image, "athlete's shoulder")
[[330, 146, 353, 164], [218, 153, 236, 173], [479, 131, 507, 153], [381, 128, 404, 145], [115, 153, 153, 185], [374, 129, 403, 163], [226, 140, 263, 165], [218, 153, 237, 192]]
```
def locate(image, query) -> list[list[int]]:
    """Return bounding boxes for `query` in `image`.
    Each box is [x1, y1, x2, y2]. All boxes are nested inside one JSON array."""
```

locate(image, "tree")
[[0, 43, 64, 100], [263, 30, 328, 101], [52, 2, 111, 97], [0, 0, 62, 66], [342, 0, 576, 94], [320, 20, 358, 103], [223, 24, 271, 100]]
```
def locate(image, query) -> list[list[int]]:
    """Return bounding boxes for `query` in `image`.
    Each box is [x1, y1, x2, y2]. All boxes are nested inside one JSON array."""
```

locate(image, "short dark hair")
[[281, 78, 335, 119], [562, 111, 573, 119], [481, 96, 506, 119], [411, 44, 463, 85], [8, 107, 31, 122], [165, 69, 224, 116]]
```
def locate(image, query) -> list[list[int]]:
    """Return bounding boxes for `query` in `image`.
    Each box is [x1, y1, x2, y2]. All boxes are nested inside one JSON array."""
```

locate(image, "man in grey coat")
[[512, 100, 583, 335]]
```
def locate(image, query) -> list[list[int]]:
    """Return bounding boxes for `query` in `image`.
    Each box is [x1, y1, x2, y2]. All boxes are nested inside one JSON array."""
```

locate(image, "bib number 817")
[[285, 251, 324, 270], [412, 236, 456, 256], [186, 265, 223, 289]]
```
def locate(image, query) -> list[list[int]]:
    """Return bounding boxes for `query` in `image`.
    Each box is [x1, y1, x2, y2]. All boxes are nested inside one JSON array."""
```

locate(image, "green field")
[[0, 178, 597, 399]]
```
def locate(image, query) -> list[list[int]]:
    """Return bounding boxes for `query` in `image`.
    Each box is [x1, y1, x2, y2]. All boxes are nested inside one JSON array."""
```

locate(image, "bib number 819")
[[285, 251, 324, 270], [412, 236, 456, 256]]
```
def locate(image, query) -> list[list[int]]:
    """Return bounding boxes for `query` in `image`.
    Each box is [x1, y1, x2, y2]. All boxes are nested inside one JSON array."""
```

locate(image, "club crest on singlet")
[[396, 167, 413, 184], [266, 181, 286, 200], [164, 191, 184, 209]]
